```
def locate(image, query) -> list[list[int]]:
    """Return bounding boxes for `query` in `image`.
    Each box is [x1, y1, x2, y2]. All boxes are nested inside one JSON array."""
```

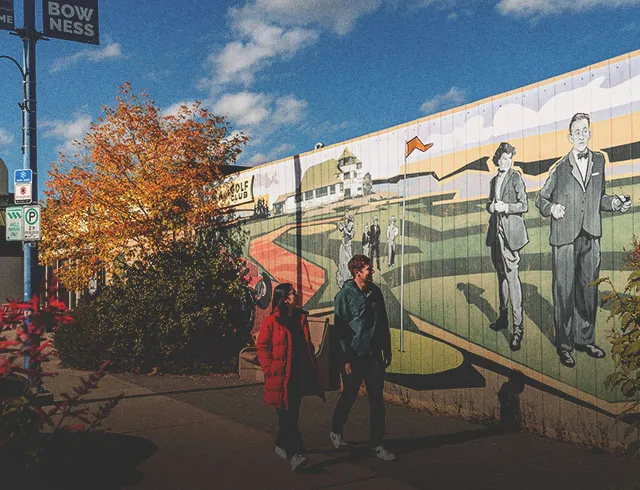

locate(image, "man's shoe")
[[490, 310, 508, 331], [575, 343, 606, 359], [275, 445, 287, 460], [374, 445, 397, 461], [558, 349, 575, 368], [510, 325, 523, 351], [330, 432, 348, 449], [290, 453, 307, 472]]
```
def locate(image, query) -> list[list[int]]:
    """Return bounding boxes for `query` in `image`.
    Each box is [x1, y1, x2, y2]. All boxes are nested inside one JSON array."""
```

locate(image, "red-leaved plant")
[[0, 280, 122, 470]]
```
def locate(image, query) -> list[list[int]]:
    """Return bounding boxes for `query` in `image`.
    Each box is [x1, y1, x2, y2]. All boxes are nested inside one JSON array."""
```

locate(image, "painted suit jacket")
[[486, 168, 529, 252], [535, 150, 615, 247]]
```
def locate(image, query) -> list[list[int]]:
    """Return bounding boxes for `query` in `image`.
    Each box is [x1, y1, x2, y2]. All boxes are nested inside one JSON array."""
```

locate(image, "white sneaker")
[[329, 432, 348, 449], [290, 453, 307, 472], [374, 445, 396, 461], [275, 445, 287, 460]]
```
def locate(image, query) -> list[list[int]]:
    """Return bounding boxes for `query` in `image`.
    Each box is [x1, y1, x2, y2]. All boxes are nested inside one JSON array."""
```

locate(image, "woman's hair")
[[271, 282, 295, 313], [492, 142, 516, 166]]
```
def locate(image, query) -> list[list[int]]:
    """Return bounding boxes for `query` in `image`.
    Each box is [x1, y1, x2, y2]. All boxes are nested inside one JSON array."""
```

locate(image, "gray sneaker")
[[275, 445, 287, 460], [374, 445, 396, 461], [290, 453, 307, 472], [329, 432, 348, 449]]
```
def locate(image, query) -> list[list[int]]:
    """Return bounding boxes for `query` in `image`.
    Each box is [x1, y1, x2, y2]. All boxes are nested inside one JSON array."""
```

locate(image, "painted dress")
[[336, 221, 354, 288]]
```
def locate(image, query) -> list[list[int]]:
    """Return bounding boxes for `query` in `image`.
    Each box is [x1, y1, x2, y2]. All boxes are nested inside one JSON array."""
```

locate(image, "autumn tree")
[[40, 83, 248, 291]]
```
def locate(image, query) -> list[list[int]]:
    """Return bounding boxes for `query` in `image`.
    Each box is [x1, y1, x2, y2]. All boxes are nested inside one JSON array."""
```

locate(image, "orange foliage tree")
[[40, 83, 248, 291]]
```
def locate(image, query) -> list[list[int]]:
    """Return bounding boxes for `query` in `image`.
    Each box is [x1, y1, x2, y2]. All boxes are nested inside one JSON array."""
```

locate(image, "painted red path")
[[249, 219, 338, 304]]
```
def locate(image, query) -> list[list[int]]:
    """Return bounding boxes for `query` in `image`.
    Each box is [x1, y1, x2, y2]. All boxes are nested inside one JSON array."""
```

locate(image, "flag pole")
[[399, 142, 408, 353]]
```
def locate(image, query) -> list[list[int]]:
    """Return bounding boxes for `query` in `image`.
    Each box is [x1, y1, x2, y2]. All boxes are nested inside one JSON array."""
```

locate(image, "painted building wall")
[[234, 50, 640, 448]]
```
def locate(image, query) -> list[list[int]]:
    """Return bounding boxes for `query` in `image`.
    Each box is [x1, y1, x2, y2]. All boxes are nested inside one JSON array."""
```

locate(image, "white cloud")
[[246, 143, 295, 166], [245, 0, 382, 35], [420, 87, 466, 114], [211, 91, 308, 130], [211, 16, 318, 86], [447, 12, 458, 20], [496, 0, 640, 18], [213, 92, 272, 127], [273, 95, 308, 125], [0, 128, 14, 146], [50, 42, 123, 73], [41, 113, 92, 154], [205, 0, 381, 90]]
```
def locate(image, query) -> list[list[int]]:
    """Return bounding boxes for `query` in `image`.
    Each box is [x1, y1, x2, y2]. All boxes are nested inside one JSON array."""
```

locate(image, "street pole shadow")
[[456, 282, 508, 342], [520, 282, 555, 346]]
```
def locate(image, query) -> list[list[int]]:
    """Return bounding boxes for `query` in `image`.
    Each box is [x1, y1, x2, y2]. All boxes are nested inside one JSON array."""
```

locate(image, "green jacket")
[[334, 280, 391, 361]]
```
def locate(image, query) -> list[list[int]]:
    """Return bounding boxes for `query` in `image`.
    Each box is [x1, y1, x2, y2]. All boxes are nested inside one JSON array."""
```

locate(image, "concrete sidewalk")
[[37, 359, 640, 490]]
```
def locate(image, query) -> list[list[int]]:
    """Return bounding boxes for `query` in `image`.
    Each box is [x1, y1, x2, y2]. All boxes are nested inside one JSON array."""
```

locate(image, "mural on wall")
[[232, 50, 640, 414]]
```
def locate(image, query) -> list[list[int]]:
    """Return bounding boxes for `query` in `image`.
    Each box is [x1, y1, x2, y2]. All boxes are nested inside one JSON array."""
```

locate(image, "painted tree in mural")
[[40, 83, 248, 291]]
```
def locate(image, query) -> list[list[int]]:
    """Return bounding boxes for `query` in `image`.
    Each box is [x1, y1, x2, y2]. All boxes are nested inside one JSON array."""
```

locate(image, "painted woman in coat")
[[486, 142, 529, 351], [256, 283, 326, 472]]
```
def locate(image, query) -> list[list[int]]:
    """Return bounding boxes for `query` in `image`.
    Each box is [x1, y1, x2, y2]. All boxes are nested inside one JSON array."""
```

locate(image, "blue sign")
[[14, 169, 33, 184]]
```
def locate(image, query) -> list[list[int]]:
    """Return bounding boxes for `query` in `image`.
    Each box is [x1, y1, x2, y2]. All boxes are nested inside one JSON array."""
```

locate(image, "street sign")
[[0, 0, 14, 31], [5, 206, 23, 241], [14, 168, 32, 184], [23, 205, 41, 241], [42, 0, 99, 45], [14, 182, 32, 204]]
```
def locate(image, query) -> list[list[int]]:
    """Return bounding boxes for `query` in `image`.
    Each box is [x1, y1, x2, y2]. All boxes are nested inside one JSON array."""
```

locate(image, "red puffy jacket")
[[256, 309, 325, 409]]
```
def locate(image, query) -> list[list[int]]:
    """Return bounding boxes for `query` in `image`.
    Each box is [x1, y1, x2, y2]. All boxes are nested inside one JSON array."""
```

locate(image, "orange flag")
[[405, 136, 433, 158]]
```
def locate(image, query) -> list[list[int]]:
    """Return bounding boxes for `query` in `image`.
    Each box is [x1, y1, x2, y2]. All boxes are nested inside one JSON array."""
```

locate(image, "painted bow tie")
[[577, 151, 589, 159]]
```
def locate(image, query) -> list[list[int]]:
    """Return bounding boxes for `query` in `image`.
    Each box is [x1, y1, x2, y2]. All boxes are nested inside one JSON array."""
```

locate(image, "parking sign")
[[23, 205, 41, 241]]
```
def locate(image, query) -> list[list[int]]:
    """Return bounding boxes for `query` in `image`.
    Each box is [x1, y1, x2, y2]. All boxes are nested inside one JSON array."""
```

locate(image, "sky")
[[0, 0, 639, 199]]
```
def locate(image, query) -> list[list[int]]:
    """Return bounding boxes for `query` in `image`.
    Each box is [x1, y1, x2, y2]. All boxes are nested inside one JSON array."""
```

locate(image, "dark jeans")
[[331, 354, 386, 446], [275, 390, 304, 458]]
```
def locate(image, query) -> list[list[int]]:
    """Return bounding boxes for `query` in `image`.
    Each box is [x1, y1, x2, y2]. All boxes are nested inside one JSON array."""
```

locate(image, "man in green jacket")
[[329, 254, 396, 461]]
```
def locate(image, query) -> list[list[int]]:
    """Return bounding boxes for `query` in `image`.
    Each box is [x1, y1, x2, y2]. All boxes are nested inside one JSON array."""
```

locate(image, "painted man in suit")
[[486, 142, 529, 351], [386, 216, 398, 267], [536, 113, 631, 368], [369, 216, 381, 269]]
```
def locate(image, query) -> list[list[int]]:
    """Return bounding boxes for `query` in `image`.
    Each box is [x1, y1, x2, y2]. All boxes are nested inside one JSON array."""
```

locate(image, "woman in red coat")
[[256, 283, 325, 472]]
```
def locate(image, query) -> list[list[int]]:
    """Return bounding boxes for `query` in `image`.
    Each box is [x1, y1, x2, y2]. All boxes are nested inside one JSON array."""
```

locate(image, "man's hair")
[[569, 113, 590, 133], [348, 254, 371, 277], [492, 142, 516, 166]]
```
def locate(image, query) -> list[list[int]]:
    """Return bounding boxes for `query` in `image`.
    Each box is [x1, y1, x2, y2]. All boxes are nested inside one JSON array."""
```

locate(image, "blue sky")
[[0, 0, 639, 198]]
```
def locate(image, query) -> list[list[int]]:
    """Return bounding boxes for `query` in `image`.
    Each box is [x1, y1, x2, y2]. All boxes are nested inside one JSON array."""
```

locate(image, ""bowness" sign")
[[43, 0, 99, 45]]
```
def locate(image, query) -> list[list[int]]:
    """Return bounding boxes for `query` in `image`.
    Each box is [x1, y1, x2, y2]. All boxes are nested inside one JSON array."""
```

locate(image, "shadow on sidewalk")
[[70, 382, 264, 405], [12, 432, 157, 489], [305, 426, 502, 471]]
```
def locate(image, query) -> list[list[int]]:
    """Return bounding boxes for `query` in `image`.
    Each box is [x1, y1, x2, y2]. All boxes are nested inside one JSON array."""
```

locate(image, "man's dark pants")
[[552, 230, 600, 351], [331, 354, 386, 446]]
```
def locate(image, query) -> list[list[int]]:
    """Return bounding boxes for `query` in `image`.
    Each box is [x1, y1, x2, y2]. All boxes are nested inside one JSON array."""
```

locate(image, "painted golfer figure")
[[536, 113, 631, 368], [486, 142, 529, 351]]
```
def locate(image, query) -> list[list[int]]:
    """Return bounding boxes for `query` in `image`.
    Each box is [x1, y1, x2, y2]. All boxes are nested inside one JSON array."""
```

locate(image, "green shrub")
[[599, 235, 640, 456], [54, 229, 250, 374]]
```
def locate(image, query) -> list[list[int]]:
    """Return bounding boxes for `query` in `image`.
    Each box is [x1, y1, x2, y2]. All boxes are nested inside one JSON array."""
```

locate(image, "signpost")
[[5, 206, 23, 241], [0, 0, 14, 31], [1, 0, 99, 393]]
